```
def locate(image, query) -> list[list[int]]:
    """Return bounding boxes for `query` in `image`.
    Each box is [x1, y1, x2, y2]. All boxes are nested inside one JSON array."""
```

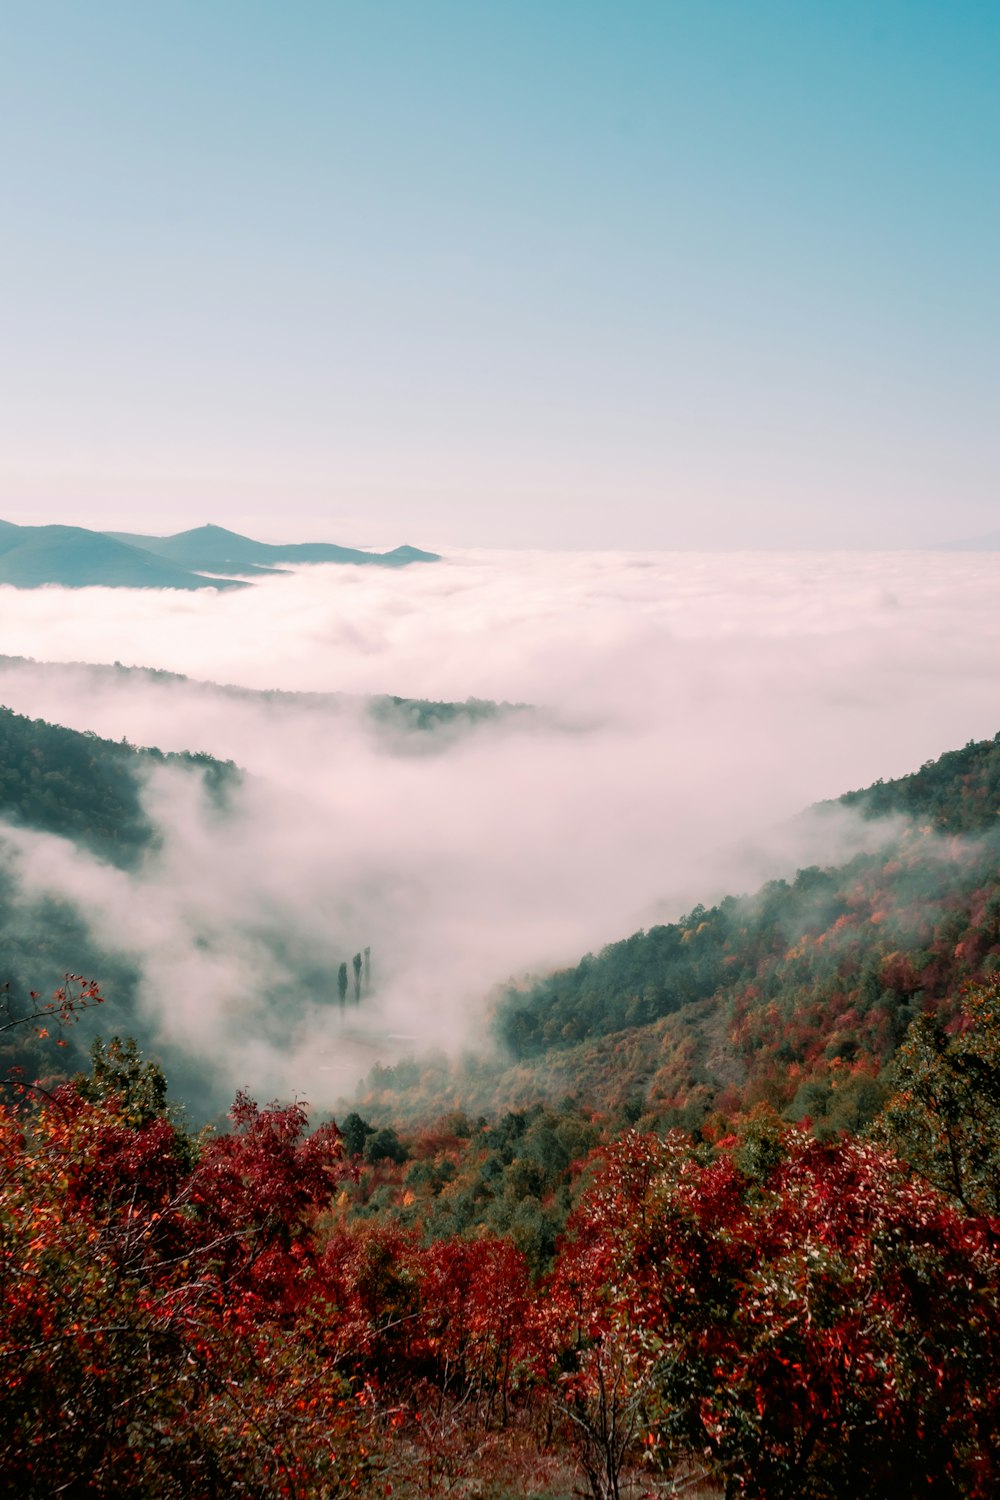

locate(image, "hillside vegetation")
[[362, 732, 1000, 1134], [0, 655, 522, 748], [0, 684, 519, 1095], [4, 725, 1000, 1495], [2, 984, 999, 1498]]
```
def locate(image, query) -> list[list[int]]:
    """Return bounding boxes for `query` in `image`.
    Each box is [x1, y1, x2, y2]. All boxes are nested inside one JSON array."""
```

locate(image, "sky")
[[0, 548, 998, 1108], [1, 1, 998, 549]]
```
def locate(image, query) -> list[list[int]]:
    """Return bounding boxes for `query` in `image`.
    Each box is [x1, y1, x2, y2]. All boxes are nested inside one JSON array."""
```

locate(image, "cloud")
[[0, 548, 997, 1112]]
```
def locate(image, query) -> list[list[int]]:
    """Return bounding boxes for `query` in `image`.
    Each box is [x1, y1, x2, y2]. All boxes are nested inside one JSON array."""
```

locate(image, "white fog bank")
[[0, 549, 996, 1107]]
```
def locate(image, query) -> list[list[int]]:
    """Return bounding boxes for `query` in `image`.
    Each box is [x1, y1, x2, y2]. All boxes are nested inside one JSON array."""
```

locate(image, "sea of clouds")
[[0, 548, 997, 1110]]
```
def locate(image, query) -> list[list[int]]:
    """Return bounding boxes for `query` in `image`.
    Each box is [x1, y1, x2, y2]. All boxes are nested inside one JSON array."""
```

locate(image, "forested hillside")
[[0, 709, 239, 1088], [0, 684, 520, 1099], [4, 717, 1000, 1494], [837, 732, 1000, 829], [362, 732, 1000, 1133], [0, 655, 525, 748], [2, 984, 999, 1498], [0, 704, 236, 864]]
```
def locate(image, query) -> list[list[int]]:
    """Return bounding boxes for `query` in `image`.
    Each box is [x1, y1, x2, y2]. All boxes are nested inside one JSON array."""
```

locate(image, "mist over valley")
[[5, 4, 1000, 1486], [1, 547, 998, 1117]]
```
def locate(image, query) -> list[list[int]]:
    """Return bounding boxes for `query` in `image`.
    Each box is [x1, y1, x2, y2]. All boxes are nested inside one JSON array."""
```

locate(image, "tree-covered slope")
[[0, 709, 238, 1087], [0, 705, 236, 866], [836, 734, 1000, 830], [361, 732, 1000, 1133], [0, 654, 526, 747]]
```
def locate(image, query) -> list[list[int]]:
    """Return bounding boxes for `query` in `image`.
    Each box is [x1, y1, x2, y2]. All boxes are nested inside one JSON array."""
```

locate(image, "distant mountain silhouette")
[[0, 524, 245, 590], [105, 523, 441, 575], [0, 520, 440, 589]]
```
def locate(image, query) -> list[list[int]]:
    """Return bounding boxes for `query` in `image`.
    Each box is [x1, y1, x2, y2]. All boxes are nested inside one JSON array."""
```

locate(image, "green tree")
[[363, 1126, 408, 1166], [873, 982, 1000, 1214], [339, 1110, 375, 1158], [74, 1035, 170, 1128]]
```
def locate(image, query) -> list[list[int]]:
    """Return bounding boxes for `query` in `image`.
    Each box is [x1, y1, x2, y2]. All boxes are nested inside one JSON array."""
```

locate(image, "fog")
[[0, 549, 997, 1110]]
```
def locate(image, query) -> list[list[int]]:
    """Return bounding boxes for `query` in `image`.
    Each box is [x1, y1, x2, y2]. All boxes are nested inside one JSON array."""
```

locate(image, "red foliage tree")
[[541, 1126, 1000, 1498], [0, 1087, 364, 1498]]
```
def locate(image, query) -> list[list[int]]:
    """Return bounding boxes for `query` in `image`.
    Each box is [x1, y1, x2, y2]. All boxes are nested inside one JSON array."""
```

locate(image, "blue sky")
[[1, 1, 997, 547]]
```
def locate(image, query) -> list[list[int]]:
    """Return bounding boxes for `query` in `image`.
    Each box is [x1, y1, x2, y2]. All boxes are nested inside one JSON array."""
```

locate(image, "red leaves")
[[2, 1058, 1000, 1497], [189, 1094, 347, 1307], [535, 1123, 1000, 1497], [0, 1089, 366, 1496]]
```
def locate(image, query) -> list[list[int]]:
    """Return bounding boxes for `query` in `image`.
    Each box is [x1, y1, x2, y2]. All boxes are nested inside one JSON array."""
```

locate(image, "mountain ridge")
[[0, 524, 246, 591], [103, 523, 441, 576], [0, 653, 525, 741], [0, 520, 440, 588]]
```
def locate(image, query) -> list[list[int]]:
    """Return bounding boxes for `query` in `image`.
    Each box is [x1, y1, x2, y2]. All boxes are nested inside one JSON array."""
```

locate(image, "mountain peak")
[[167, 524, 252, 543]]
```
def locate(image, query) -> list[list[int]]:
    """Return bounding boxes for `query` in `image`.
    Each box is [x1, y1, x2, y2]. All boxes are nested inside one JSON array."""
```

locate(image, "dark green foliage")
[[339, 1111, 375, 1157], [874, 982, 1000, 1214], [0, 893, 140, 1084], [496, 869, 861, 1060], [345, 734, 1000, 1134], [0, 708, 152, 863], [839, 730, 1000, 832], [0, 709, 238, 1090], [74, 1036, 170, 1127], [363, 1126, 408, 1165], [0, 705, 238, 867], [499, 736, 1000, 1070], [416, 1104, 600, 1271]]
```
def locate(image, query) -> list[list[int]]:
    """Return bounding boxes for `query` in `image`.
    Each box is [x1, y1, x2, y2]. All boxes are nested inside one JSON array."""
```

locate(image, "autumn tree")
[[537, 1132, 676, 1500], [418, 1236, 531, 1426], [540, 1125, 1000, 1499], [0, 1074, 365, 1497]]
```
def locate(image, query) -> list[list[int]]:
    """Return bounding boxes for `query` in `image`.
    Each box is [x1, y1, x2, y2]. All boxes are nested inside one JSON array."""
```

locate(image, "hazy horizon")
[[2, 3, 998, 551], [1, 514, 999, 557]]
